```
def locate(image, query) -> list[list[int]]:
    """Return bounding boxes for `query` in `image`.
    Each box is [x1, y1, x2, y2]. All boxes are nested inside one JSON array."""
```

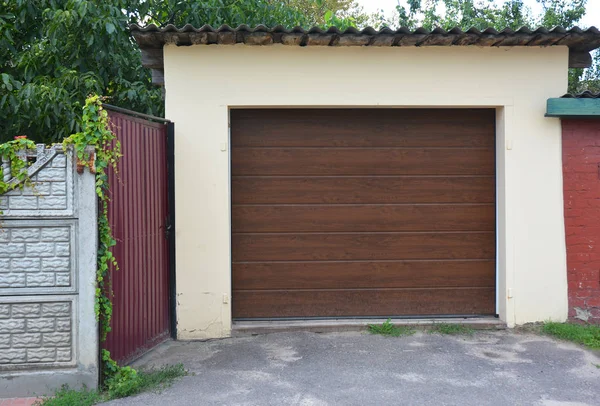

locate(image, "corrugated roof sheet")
[[131, 24, 600, 50], [562, 91, 600, 98]]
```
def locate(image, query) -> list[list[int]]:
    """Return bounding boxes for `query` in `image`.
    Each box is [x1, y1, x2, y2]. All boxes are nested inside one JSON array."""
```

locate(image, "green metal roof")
[[546, 92, 600, 118]]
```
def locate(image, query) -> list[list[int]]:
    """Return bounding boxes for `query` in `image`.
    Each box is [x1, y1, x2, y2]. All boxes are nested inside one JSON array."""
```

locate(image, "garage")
[[131, 25, 583, 337], [231, 108, 496, 319]]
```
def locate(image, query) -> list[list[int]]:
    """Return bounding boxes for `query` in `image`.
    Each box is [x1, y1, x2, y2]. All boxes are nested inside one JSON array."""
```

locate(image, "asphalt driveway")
[[105, 329, 600, 406]]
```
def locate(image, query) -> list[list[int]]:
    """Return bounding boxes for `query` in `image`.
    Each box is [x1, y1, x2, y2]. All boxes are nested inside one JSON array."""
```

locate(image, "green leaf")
[[1, 73, 12, 91], [105, 22, 115, 34]]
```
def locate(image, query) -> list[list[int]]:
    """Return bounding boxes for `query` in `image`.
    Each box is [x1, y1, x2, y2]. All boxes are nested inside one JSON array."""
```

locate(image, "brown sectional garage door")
[[231, 109, 496, 319]]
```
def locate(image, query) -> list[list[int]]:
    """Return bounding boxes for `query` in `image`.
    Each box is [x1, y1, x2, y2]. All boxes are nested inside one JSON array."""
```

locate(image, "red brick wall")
[[562, 119, 600, 323]]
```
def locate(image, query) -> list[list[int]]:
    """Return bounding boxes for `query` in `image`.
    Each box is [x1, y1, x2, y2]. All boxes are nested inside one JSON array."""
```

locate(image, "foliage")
[[63, 95, 120, 343], [428, 323, 475, 335], [282, 0, 369, 28], [1, 0, 358, 144], [323, 9, 356, 31], [106, 363, 187, 399], [388, 0, 598, 93], [283, 0, 353, 24], [368, 319, 416, 337], [392, 0, 587, 31], [137, 0, 308, 28], [34, 364, 187, 406], [542, 322, 600, 349], [34, 385, 103, 406], [0, 136, 36, 195], [0, 0, 163, 144], [101, 349, 124, 387], [104, 361, 140, 398], [537, 0, 587, 28], [396, 0, 532, 31]]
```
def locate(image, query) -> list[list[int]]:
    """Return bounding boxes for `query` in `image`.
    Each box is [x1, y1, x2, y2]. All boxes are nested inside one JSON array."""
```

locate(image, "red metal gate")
[[104, 107, 174, 365]]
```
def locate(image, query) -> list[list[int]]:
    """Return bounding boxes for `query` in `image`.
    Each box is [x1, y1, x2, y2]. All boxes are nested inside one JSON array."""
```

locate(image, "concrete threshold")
[[232, 317, 506, 336]]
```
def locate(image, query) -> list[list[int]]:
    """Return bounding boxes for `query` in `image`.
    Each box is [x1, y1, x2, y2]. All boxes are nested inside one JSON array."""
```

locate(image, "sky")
[[356, 0, 600, 28]]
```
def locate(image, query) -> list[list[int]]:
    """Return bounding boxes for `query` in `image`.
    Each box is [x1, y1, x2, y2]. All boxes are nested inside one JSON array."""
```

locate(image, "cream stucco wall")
[[163, 45, 569, 339]]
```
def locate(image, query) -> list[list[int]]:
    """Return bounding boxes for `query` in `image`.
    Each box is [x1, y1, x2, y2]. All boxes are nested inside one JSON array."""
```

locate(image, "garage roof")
[[546, 92, 600, 118], [131, 24, 600, 50], [131, 24, 600, 84], [561, 91, 600, 99]]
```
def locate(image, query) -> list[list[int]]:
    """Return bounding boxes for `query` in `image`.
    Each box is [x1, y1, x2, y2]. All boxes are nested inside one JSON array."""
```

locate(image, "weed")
[[368, 319, 415, 337], [108, 363, 187, 399], [429, 324, 474, 335], [35, 364, 187, 406], [542, 322, 600, 349], [34, 385, 104, 406]]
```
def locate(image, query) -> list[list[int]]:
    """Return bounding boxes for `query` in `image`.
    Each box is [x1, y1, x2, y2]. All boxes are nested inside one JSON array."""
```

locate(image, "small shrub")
[[105, 365, 140, 398], [368, 319, 415, 337], [542, 322, 600, 349], [429, 323, 474, 335]]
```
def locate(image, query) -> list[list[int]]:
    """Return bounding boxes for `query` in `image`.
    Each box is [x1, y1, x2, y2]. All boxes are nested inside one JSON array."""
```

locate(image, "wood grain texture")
[[233, 232, 495, 261], [233, 288, 497, 318], [232, 176, 495, 204], [232, 147, 495, 176], [231, 109, 496, 148], [233, 204, 495, 232], [231, 108, 496, 318], [233, 260, 496, 290]]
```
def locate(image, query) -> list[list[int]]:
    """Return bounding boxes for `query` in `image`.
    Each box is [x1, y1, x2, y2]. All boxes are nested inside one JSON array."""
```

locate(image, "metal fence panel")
[[105, 110, 171, 365]]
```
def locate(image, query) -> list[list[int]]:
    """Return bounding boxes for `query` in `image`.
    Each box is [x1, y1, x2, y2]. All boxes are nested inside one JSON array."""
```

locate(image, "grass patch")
[[34, 385, 102, 406], [368, 319, 415, 337], [542, 322, 600, 349], [35, 364, 187, 406], [429, 323, 474, 335]]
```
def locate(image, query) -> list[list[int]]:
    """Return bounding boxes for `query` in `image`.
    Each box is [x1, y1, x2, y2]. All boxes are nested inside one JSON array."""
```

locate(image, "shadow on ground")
[[103, 330, 600, 406]]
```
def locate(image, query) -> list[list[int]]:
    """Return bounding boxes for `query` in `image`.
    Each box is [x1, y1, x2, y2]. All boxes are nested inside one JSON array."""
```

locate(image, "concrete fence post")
[[0, 145, 99, 397]]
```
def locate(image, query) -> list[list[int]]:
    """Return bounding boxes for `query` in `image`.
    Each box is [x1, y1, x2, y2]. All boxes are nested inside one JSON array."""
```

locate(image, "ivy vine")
[[62, 95, 124, 383], [63, 95, 121, 342], [0, 136, 37, 196], [1, 95, 126, 385]]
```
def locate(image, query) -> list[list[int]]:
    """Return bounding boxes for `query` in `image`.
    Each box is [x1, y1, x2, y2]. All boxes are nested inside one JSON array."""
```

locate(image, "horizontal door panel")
[[233, 204, 495, 232], [232, 176, 495, 204], [233, 260, 496, 290], [233, 288, 496, 318], [232, 148, 495, 176], [232, 232, 496, 261], [231, 109, 495, 148]]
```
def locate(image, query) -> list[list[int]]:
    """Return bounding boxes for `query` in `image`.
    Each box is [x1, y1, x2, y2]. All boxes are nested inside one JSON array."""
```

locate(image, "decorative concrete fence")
[[0, 145, 98, 397]]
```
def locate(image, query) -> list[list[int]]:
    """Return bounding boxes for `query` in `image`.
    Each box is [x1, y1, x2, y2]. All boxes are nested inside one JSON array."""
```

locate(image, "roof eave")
[[546, 98, 600, 118], [132, 24, 600, 86]]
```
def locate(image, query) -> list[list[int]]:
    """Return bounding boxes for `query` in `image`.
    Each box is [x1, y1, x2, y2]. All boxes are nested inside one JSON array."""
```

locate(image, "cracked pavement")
[[104, 329, 600, 406]]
